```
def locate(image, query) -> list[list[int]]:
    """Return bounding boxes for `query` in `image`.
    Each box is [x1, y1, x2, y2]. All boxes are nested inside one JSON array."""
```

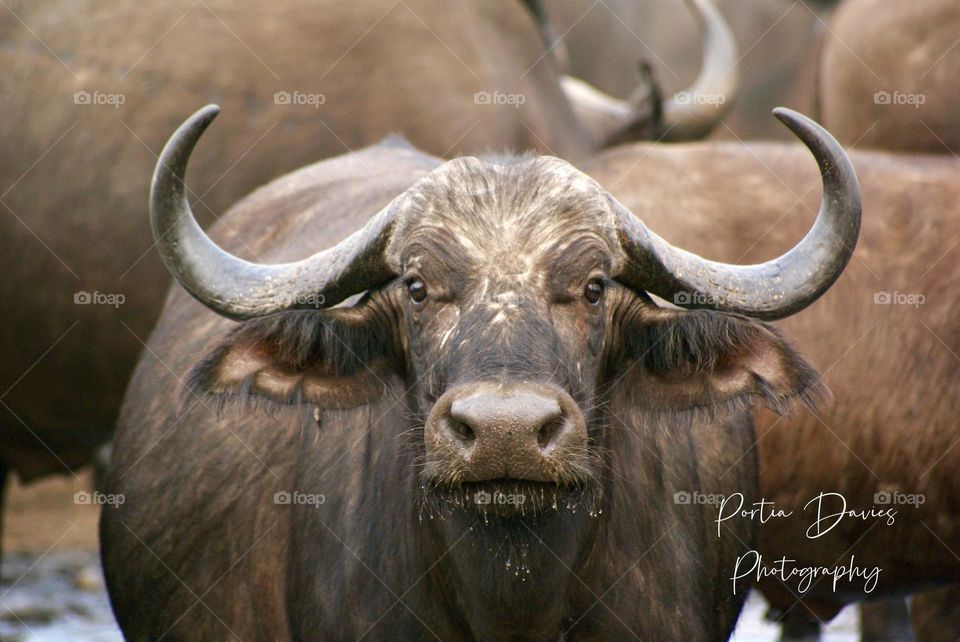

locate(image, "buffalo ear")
[[187, 300, 402, 412], [617, 305, 826, 416]]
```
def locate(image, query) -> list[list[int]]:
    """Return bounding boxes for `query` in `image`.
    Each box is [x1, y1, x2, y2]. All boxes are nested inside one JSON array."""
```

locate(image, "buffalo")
[[544, 0, 835, 140], [100, 105, 858, 639], [0, 0, 734, 523], [584, 137, 960, 640], [819, 0, 960, 153], [759, 2, 960, 634]]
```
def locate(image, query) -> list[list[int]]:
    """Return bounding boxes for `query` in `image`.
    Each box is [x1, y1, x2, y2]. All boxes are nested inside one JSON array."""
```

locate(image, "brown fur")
[[585, 141, 960, 621], [817, 5, 960, 629], [820, 0, 960, 152]]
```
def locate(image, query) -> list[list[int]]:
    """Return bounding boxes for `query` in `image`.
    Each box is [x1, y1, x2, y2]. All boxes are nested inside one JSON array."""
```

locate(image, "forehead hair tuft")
[[386, 155, 620, 270]]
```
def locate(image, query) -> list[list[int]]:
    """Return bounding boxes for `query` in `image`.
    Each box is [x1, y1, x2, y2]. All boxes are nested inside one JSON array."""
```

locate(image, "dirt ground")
[[4, 471, 100, 554], [1, 472, 121, 641]]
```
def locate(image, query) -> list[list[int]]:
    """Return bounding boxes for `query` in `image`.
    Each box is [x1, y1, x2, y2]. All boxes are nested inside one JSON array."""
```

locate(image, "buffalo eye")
[[408, 278, 428, 303], [584, 278, 604, 305]]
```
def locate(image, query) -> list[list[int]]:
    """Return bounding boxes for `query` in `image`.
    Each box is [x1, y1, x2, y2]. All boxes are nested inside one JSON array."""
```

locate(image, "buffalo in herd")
[[1, 0, 959, 640]]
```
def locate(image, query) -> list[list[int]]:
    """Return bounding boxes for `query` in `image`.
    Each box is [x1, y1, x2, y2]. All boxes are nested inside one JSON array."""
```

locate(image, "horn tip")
[[772, 107, 822, 141], [772, 106, 802, 125], [772, 107, 847, 156], [178, 105, 222, 134], [196, 104, 222, 123], [169, 105, 221, 149]]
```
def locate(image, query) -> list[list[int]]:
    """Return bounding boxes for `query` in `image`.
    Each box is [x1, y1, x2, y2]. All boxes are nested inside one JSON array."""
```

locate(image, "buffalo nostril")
[[537, 417, 567, 451], [448, 418, 476, 444]]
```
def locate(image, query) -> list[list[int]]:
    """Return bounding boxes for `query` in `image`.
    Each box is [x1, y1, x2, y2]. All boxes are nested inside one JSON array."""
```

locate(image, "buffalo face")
[[160, 106, 858, 519], [186, 156, 832, 517], [395, 158, 615, 512]]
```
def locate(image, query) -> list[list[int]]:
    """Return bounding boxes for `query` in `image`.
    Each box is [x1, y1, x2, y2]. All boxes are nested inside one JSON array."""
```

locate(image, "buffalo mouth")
[[422, 479, 599, 518]]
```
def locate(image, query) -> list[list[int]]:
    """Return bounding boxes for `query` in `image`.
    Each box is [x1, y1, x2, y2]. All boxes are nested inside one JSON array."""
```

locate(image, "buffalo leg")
[[776, 608, 822, 642], [860, 597, 913, 641], [911, 586, 960, 642]]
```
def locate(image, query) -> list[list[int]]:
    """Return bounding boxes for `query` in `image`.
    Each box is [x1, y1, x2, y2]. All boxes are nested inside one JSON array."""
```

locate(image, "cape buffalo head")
[[152, 106, 859, 516]]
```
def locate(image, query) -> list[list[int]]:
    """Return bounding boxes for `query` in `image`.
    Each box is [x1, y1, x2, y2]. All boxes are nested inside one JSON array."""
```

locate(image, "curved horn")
[[150, 105, 399, 320], [659, 0, 739, 141], [613, 108, 861, 320]]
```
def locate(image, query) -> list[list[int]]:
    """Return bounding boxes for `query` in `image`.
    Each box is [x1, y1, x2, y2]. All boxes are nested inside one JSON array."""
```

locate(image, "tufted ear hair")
[[187, 291, 403, 413], [610, 294, 827, 417]]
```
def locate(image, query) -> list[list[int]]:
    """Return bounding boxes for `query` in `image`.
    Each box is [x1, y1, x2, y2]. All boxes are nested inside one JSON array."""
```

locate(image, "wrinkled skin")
[[100, 139, 834, 639], [0, 0, 664, 485], [820, 0, 960, 153], [544, 0, 835, 140], [585, 143, 960, 633]]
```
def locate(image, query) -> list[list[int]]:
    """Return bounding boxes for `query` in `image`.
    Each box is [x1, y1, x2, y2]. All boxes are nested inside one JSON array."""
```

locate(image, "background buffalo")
[[0, 0, 728, 531]]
